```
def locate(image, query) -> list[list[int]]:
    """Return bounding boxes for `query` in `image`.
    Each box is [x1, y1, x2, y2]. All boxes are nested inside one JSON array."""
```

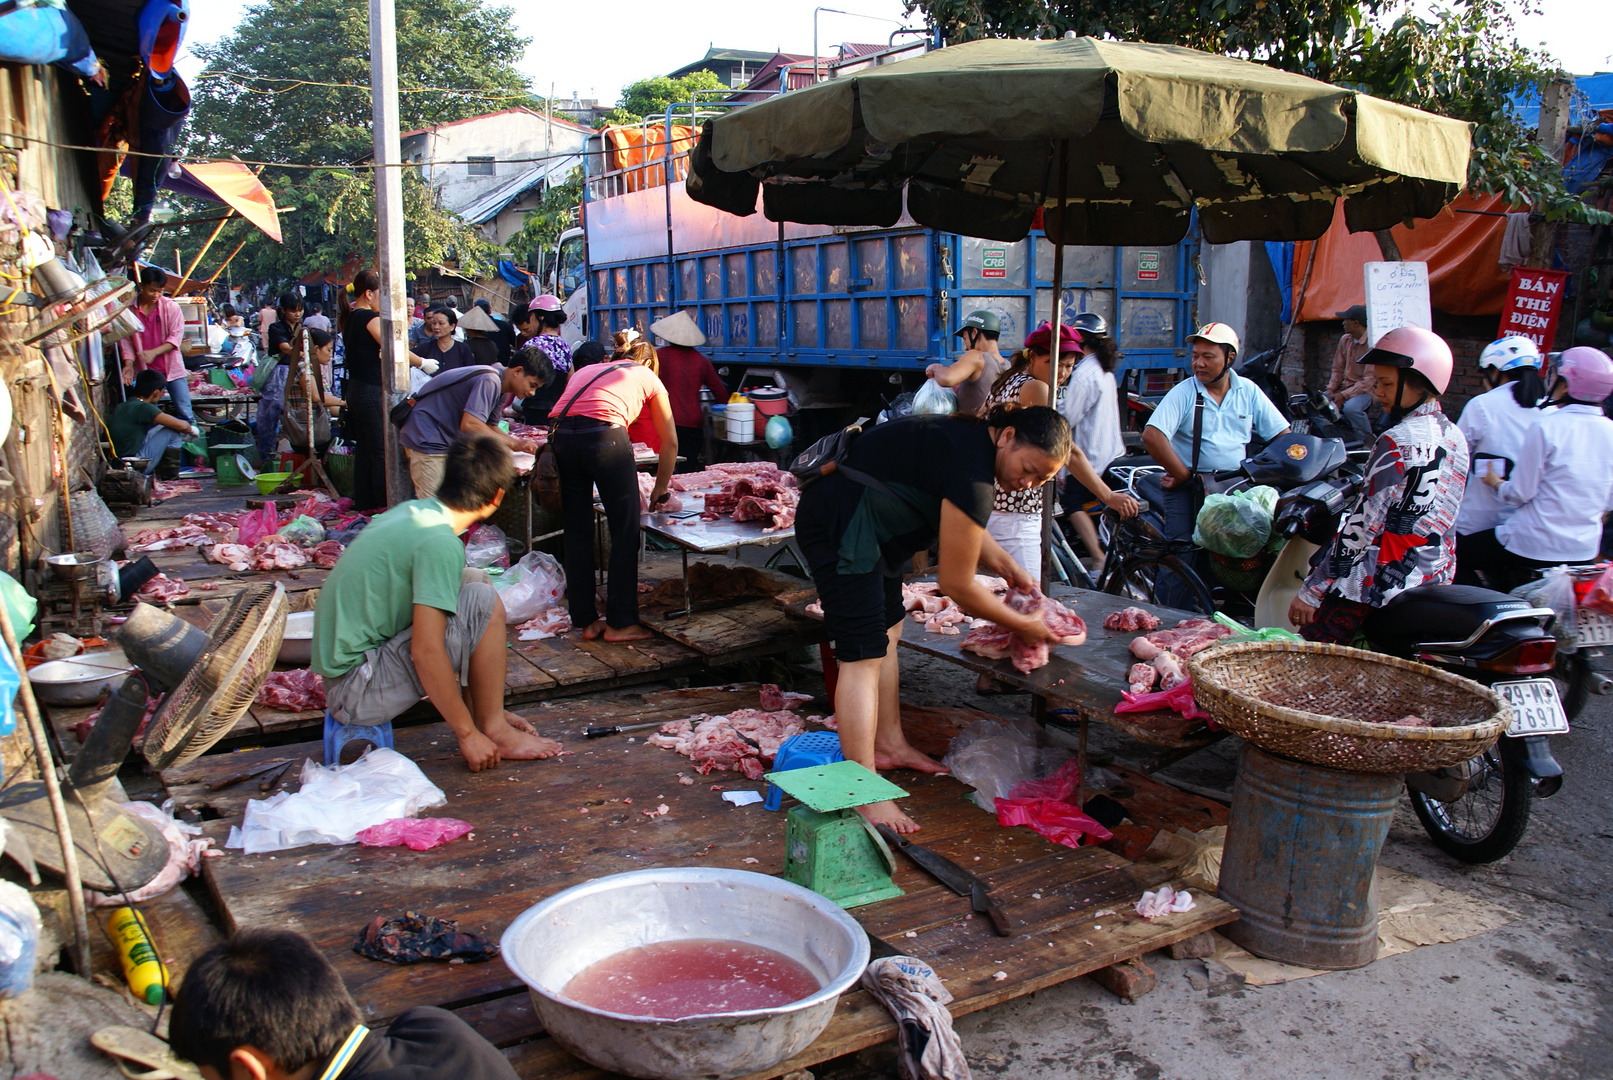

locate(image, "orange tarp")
[[1293, 192, 1515, 320], [601, 124, 695, 193]]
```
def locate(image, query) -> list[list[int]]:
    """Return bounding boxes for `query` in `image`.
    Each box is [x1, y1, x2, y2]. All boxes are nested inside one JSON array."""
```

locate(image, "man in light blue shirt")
[[1139, 323, 1289, 607]]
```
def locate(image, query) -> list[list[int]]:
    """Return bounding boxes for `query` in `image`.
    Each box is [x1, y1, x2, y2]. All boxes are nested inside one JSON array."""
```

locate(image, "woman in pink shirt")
[[119, 266, 192, 422], [549, 329, 677, 641]]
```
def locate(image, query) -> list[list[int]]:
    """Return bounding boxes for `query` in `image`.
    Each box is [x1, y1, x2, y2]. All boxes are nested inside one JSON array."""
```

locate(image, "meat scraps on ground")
[[960, 588, 1088, 673], [647, 706, 826, 780]]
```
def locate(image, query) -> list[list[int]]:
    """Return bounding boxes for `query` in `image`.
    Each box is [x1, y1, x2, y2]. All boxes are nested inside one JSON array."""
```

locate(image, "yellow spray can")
[[107, 907, 167, 1005]]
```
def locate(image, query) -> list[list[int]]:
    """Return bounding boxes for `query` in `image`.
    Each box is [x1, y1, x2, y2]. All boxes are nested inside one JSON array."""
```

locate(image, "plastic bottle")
[[107, 907, 167, 1005]]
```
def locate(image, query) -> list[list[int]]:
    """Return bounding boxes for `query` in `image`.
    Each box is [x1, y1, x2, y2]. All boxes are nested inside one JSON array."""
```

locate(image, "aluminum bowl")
[[501, 867, 869, 1080], [276, 611, 316, 666], [27, 651, 134, 706]]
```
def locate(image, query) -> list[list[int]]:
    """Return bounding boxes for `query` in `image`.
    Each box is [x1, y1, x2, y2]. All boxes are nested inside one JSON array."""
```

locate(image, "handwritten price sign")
[[1499, 268, 1569, 351], [1364, 261, 1432, 346]]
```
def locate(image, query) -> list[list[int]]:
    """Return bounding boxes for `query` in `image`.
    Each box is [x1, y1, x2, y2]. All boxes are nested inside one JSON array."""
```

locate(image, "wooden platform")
[[160, 687, 1237, 1078]]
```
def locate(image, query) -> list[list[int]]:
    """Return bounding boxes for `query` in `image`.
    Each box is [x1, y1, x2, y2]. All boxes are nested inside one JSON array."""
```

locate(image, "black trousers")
[[674, 425, 705, 472], [345, 381, 387, 512], [1454, 529, 1559, 591], [554, 422, 641, 629]]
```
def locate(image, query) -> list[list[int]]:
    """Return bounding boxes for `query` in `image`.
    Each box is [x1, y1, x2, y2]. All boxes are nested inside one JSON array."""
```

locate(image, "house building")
[[668, 46, 776, 90]]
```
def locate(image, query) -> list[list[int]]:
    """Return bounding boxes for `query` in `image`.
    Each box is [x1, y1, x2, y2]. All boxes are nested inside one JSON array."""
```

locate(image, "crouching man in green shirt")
[[311, 433, 560, 771]]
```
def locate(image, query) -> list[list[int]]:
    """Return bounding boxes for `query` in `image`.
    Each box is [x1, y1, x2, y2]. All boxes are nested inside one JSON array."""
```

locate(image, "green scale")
[[765, 760, 909, 908]]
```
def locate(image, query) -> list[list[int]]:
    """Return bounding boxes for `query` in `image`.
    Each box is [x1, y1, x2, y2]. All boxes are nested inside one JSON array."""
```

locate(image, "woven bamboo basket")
[[1187, 641, 1510, 774]]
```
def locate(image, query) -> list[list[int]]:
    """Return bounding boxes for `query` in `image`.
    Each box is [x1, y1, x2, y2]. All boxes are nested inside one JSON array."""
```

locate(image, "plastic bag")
[[1513, 566, 1577, 648], [0, 646, 17, 738], [880, 391, 916, 423], [464, 523, 510, 569], [357, 817, 473, 851], [237, 504, 279, 546], [1140, 825, 1226, 892], [1115, 676, 1211, 723], [278, 515, 326, 546], [1212, 612, 1302, 643], [87, 800, 217, 906], [0, 873, 39, 999], [911, 378, 958, 416], [996, 798, 1113, 849], [1193, 490, 1273, 558], [1580, 562, 1613, 616], [495, 550, 566, 625], [226, 748, 446, 854], [941, 718, 1071, 813]]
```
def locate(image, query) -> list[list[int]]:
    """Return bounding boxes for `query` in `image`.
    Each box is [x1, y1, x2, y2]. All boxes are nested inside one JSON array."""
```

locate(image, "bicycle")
[[1092, 463, 1215, 614]]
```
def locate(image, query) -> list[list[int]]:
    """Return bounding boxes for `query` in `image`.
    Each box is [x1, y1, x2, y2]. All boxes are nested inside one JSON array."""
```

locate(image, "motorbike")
[[1254, 470, 1566, 864]]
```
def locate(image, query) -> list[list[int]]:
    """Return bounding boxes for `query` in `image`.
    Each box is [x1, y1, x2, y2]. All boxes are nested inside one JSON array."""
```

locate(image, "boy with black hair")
[[111, 369, 201, 474], [397, 353, 548, 499], [169, 929, 517, 1080], [311, 434, 561, 771]]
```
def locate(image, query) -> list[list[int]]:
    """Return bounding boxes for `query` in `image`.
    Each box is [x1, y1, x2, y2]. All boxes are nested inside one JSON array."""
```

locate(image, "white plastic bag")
[[226, 748, 446, 854], [911, 378, 958, 416], [464, 522, 510, 569], [940, 718, 1071, 813], [87, 800, 218, 906], [1514, 566, 1577, 648], [496, 550, 566, 624], [0, 872, 38, 999]]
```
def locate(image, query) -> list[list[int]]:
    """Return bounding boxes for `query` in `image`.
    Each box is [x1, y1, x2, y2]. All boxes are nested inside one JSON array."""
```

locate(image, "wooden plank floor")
[[160, 687, 1236, 1078]]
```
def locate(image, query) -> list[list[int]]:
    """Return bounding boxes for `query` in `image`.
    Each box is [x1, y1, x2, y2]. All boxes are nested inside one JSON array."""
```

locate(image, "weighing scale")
[[766, 760, 908, 909]]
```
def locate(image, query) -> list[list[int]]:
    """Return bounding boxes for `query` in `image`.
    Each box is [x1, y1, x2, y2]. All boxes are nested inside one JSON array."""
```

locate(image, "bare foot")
[[875, 743, 950, 775], [505, 711, 538, 735], [602, 623, 654, 642], [858, 799, 919, 833], [581, 619, 607, 640], [484, 716, 563, 759]]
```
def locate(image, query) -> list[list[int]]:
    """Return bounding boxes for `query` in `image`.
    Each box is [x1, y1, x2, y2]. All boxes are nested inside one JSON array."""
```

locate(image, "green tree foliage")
[[158, 0, 535, 287], [906, 0, 1608, 225], [507, 167, 583, 267], [601, 71, 727, 126]]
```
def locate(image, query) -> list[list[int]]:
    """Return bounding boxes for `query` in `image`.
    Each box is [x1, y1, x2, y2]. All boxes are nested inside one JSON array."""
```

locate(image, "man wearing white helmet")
[[1457, 346, 1613, 587], [1289, 326, 1469, 642], [1453, 336, 1548, 561]]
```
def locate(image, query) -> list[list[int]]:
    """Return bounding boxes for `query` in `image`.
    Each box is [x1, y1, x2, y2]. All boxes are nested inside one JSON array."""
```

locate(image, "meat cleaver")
[[875, 824, 1013, 936]]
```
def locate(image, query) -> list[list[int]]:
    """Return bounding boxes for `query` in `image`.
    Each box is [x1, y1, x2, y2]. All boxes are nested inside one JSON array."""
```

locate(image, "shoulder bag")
[[533, 362, 632, 513]]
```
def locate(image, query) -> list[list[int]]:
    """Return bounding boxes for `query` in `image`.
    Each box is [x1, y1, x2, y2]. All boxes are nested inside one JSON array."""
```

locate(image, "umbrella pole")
[[203, 238, 251, 291], [180, 211, 235, 294], [1043, 139, 1070, 593]]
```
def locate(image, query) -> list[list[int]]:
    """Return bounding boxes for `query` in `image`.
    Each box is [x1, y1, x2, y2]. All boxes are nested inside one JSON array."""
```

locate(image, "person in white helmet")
[[1457, 346, 1613, 588], [1289, 326, 1469, 643], [1453, 336, 1548, 563]]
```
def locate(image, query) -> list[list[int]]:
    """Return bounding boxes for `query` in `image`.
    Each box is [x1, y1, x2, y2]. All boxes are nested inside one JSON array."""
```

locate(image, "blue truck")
[[557, 119, 1201, 415]]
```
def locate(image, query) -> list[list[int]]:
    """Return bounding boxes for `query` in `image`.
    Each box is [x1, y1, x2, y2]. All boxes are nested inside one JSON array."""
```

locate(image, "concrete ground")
[[882, 649, 1613, 1080]]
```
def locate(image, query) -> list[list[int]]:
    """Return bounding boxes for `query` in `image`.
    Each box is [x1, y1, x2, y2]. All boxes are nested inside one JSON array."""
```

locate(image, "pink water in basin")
[[561, 939, 821, 1019]]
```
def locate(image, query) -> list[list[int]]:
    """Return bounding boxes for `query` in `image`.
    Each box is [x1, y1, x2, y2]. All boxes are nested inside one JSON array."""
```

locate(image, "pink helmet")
[[528, 293, 563, 313], [1560, 346, 1613, 403], [1362, 325, 1454, 394]]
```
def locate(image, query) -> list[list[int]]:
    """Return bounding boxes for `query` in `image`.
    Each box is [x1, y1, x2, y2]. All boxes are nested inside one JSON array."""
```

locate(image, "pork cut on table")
[[758, 684, 813, 712], [255, 669, 326, 711], [1131, 618, 1231, 660], [647, 708, 815, 780], [1128, 662, 1159, 695], [207, 535, 311, 573], [1103, 607, 1162, 632], [960, 587, 1088, 673], [133, 574, 189, 605], [308, 540, 344, 568]]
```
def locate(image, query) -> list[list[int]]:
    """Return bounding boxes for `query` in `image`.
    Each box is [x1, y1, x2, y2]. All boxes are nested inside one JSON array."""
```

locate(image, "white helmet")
[[1478, 335, 1543, 372]]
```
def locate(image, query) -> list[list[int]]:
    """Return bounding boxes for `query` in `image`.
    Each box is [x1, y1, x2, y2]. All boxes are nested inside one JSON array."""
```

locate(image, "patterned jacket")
[[1299, 400, 1468, 609]]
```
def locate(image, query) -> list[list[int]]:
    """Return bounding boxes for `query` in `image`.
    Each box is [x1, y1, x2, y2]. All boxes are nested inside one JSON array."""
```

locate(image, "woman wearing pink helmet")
[[1457, 346, 1613, 588], [1288, 326, 1470, 642]]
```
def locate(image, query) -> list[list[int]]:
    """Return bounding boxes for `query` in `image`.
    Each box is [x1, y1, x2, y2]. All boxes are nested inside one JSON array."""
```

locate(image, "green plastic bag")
[[1213, 612, 1302, 643], [0, 572, 36, 640], [1194, 490, 1273, 558]]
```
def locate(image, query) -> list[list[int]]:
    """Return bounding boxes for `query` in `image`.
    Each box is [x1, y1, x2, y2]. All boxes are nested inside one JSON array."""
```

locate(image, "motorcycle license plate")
[[1495, 679, 1570, 737], [1577, 609, 1613, 648]]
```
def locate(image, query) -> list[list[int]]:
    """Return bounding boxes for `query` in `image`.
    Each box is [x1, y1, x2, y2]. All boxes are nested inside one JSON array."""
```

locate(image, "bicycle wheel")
[[1101, 553, 1214, 615], [1409, 746, 1532, 864]]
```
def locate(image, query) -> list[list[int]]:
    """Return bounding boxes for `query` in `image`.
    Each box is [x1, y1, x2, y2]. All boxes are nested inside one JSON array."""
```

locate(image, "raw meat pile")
[[647, 708, 813, 780], [308, 540, 344, 568], [1124, 618, 1233, 693], [151, 479, 202, 502], [514, 609, 571, 641], [134, 574, 189, 605], [668, 461, 789, 491], [902, 577, 1008, 635], [190, 381, 232, 397], [208, 537, 310, 572], [1134, 885, 1195, 919], [72, 692, 162, 743], [255, 669, 326, 711], [669, 464, 800, 532], [636, 472, 684, 513], [1103, 607, 1162, 632], [759, 683, 813, 711], [509, 422, 545, 443], [960, 588, 1088, 673], [128, 511, 242, 553]]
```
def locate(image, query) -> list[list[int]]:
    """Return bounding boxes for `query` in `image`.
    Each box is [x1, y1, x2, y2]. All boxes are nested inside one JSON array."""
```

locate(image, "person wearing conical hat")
[[649, 310, 726, 472]]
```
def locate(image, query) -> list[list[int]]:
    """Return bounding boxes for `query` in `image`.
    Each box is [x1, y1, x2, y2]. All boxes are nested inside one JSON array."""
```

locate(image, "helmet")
[[956, 309, 1001, 336], [528, 293, 563, 312], [1187, 322, 1240, 355], [1478, 335, 1543, 372], [1560, 346, 1613, 403], [1071, 311, 1108, 338], [1361, 326, 1453, 394]]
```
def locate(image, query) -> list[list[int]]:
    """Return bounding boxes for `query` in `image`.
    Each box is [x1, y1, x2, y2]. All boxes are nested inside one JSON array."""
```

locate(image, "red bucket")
[[747, 387, 790, 417]]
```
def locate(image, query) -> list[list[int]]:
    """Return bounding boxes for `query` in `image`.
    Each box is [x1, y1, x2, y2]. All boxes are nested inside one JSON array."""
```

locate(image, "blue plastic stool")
[[323, 711, 394, 765], [764, 732, 845, 810]]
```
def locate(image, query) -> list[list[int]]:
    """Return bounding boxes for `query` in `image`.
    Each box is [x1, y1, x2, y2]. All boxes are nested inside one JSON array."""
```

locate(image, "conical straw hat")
[[649, 309, 706, 348]]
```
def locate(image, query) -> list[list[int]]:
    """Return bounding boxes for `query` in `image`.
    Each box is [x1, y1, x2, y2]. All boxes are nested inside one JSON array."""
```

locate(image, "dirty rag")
[[861, 956, 971, 1080], [353, 911, 498, 965]]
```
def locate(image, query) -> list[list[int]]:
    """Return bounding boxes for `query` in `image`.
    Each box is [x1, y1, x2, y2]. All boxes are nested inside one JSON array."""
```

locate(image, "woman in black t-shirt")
[[338, 269, 434, 509], [795, 406, 1072, 834]]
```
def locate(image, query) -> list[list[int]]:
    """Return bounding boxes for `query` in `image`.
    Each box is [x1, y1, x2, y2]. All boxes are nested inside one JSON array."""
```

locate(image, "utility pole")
[[1527, 76, 1575, 271], [370, 0, 411, 505]]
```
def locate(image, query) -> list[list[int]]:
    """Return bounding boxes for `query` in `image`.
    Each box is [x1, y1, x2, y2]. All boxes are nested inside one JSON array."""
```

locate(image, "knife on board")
[[875, 825, 1014, 937]]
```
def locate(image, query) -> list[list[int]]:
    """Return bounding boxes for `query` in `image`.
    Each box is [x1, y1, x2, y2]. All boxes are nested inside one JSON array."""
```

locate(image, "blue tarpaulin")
[[1512, 73, 1613, 128], [1265, 241, 1294, 324], [497, 260, 532, 289]]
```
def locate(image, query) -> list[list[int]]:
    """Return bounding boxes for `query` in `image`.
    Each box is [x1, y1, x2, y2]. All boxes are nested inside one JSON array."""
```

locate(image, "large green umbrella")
[[687, 36, 1472, 245]]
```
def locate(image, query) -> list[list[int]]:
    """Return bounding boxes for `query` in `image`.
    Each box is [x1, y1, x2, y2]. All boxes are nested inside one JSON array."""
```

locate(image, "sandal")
[[91, 1025, 203, 1080]]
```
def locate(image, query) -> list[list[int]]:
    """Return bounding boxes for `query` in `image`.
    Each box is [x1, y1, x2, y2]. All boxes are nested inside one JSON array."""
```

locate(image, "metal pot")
[[277, 611, 315, 666], [27, 651, 135, 706], [500, 867, 869, 1080], [45, 552, 107, 582]]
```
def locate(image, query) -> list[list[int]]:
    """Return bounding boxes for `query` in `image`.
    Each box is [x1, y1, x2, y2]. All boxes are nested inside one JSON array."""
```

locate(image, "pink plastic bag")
[[1580, 563, 1613, 615], [1115, 676, 1212, 724], [1006, 757, 1083, 802], [995, 798, 1113, 848], [237, 505, 280, 546], [356, 817, 473, 851]]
